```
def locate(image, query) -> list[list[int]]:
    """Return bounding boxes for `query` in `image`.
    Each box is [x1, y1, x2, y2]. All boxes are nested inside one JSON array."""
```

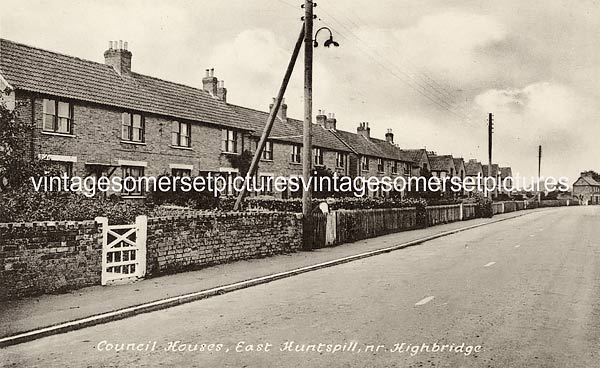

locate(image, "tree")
[[0, 101, 48, 191]]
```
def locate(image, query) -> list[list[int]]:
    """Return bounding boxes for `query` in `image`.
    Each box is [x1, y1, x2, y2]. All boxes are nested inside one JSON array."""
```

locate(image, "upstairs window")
[[262, 141, 273, 160], [377, 158, 384, 173], [336, 152, 346, 168], [171, 121, 191, 147], [313, 148, 324, 166], [291, 145, 301, 163], [361, 156, 369, 171], [392, 161, 398, 174], [43, 99, 72, 134], [222, 129, 238, 153], [121, 112, 145, 142]]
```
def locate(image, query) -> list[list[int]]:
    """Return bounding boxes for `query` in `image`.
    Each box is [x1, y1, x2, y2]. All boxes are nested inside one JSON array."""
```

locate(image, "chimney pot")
[[119, 40, 123, 49], [210, 68, 214, 77], [124, 41, 128, 50]]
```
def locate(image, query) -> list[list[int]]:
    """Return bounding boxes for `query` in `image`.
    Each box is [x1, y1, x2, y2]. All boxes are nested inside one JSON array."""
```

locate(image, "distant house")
[[400, 149, 430, 177], [482, 164, 501, 198], [465, 159, 484, 178], [572, 171, 600, 205], [499, 166, 513, 197], [429, 154, 456, 178]]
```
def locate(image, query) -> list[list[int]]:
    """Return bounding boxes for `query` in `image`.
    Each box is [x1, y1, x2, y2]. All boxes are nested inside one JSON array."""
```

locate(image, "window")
[[260, 175, 274, 196], [171, 168, 191, 177], [377, 158, 384, 173], [313, 148, 324, 166], [171, 121, 191, 147], [336, 152, 346, 168], [291, 145, 301, 163], [262, 141, 273, 160], [50, 161, 73, 177], [361, 156, 369, 171], [43, 99, 72, 134], [121, 112, 145, 142], [392, 161, 398, 174], [221, 129, 238, 153], [121, 166, 144, 196]]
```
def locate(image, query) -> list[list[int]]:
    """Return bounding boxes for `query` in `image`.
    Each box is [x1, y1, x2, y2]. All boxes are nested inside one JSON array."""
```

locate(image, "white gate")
[[96, 216, 147, 285]]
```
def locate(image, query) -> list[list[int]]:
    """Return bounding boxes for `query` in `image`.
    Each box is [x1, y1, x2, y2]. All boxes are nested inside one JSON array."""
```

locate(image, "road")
[[2, 206, 600, 367]]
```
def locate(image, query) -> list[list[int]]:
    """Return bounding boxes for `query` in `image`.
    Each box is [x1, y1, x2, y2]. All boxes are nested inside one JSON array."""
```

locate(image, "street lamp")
[[313, 27, 340, 48]]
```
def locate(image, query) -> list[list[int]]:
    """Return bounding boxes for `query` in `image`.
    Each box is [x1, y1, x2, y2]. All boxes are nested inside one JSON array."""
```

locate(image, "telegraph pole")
[[538, 145, 542, 203], [488, 112, 493, 199], [302, 0, 314, 250]]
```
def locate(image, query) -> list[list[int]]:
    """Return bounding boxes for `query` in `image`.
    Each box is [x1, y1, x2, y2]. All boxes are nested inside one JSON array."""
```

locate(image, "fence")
[[463, 204, 477, 220], [426, 204, 461, 226], [311, 201, 536, 248], [327, 208, 418, 247]]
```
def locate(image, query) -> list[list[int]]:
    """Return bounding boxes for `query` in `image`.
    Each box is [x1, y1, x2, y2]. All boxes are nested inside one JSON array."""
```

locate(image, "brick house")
[[465, 159, 485, 196], [329, 123, 413, 197], [482, 163, 501, 198], [399, 149, 431, 177], [572, 171, 600, 205], [428, 154, 456, 178], [0, 38, 419, 199]]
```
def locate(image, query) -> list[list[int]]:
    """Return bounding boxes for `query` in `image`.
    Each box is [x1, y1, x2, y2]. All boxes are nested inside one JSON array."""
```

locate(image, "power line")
[[314, 12, 473, 124], [317, 17, 473, 124]]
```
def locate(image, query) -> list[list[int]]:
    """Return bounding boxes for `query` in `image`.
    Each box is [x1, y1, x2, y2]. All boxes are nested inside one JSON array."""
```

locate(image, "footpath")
[[0, 208, 549, 345]]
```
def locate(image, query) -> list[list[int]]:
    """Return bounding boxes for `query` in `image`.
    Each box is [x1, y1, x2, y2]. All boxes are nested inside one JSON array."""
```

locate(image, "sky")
[[1, 0, 599, 184]]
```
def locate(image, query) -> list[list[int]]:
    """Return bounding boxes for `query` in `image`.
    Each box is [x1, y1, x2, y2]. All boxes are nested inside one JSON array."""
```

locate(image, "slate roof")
[[499, 167, 512, 178], [574, 176, 600, 186], [400, 149, 428, 166], [331, 130, 401, 161], [228, 104, 353, 152], [482, 164, 500, 177], [453, 158, 465, 172], [227, 104, 302, 144], [0, 38, 250, 130], [429, 155, 455, 172], [465, 160, 484, 176]]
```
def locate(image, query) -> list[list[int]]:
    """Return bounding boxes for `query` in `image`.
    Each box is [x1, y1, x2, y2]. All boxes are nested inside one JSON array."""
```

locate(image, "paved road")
[[3, 206, 600, 368]]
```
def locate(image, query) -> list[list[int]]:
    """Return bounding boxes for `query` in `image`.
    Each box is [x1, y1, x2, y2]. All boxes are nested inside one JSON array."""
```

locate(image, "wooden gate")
[[96, 216, 147, 285]]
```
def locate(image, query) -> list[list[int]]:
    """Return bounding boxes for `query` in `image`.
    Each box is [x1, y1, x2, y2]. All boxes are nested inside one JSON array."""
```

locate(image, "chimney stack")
[[269, 97, 288, 122], [202, 68, 218, 97], [217, 80, 227, 103], [316, 109, 327, 126], [325, 112, 337, 130], [385, 128, 394, 144], [104, 39, 132, 75], [357, 122, 370, 139]]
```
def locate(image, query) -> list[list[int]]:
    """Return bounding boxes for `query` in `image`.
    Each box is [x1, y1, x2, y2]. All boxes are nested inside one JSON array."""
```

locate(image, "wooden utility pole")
[[488, 112, 493, 199], [538, 145, 542, 203], [302, 0, 314, 250], [232, 26, 305, 211]]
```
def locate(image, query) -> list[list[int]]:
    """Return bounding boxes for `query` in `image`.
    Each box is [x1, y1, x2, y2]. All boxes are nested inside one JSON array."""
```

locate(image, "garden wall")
[[0, 221, 101, 300], [145, 212, 303, 275]]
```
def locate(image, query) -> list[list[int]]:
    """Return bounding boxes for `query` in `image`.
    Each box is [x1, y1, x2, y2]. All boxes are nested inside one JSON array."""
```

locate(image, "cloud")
[[473, 82, 598, 182], [353, 11, 508, 88]]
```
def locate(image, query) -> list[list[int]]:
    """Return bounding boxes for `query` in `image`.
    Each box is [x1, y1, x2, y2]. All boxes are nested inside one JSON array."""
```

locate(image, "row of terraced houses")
[[0, 39, 513, 199]]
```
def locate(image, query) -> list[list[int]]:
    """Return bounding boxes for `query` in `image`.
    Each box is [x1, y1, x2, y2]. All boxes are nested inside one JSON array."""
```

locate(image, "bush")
[[0, 187, 149, 224], [475, 197, 493, 218]]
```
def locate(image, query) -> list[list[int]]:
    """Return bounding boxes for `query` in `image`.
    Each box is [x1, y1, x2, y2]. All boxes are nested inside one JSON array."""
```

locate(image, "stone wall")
[[0, 220, 101, 300], [145, 212, 303, 275]]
